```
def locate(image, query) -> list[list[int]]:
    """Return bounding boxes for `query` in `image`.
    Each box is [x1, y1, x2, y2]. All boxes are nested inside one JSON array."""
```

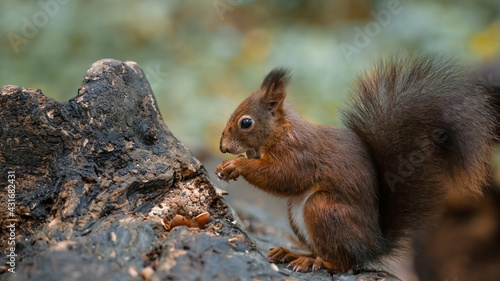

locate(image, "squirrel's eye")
[[240, 118, 253, 129]]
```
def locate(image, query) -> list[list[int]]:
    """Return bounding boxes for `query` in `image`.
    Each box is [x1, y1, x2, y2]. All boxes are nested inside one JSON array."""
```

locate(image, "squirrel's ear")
[[260, 67, 291, 113]]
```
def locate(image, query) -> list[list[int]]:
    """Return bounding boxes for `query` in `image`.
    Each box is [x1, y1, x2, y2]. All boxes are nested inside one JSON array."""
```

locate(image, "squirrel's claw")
[[288, 257, 313, 273], [215, 158, 241, 182], [312, 256, 324, 271], [268, 246, 326, 273], [267, 246, 292, 263]]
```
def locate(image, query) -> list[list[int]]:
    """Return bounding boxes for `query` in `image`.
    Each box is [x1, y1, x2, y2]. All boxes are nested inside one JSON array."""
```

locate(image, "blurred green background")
[[1, 0, 499, 156]]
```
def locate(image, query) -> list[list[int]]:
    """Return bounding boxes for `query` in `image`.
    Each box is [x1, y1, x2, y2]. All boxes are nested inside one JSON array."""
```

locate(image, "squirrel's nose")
[[220, 140, 228, 153], [220, 144, 229, 153]]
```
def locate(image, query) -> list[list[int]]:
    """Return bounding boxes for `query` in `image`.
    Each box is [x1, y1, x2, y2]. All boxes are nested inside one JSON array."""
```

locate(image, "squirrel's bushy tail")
[[342, 54, 499, 253]]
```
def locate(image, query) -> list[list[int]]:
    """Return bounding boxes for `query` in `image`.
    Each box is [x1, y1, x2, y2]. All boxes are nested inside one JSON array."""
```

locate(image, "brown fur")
[[215, 54, 500, 273]]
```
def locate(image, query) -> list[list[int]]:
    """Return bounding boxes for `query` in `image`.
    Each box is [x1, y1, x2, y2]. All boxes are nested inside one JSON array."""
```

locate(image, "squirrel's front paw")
[[215, 158, 241, 182]]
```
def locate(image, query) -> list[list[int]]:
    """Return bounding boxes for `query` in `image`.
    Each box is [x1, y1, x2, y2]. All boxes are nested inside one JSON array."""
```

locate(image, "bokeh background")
[[1, 1, 500, 280]]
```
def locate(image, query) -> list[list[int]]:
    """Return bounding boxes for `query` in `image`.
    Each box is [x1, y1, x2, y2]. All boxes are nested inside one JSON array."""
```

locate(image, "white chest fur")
[[288, 191, 313, 247]]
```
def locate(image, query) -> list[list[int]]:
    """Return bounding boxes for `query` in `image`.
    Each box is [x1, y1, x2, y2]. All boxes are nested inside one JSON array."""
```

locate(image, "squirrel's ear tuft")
[[260, 67, 291, 114]]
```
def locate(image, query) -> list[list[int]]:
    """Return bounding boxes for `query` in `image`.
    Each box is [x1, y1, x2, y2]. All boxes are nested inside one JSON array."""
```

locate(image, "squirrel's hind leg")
[[287, 255, 333, 273], [267, 246, 330, 273]]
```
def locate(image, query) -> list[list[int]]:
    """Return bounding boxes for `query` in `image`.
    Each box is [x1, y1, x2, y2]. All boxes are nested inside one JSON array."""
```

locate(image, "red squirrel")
[[215, 54, 500, 273]]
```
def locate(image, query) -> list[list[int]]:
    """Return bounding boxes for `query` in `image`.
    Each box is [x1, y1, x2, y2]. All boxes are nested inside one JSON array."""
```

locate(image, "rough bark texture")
[[0, 59, 399, 281]]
